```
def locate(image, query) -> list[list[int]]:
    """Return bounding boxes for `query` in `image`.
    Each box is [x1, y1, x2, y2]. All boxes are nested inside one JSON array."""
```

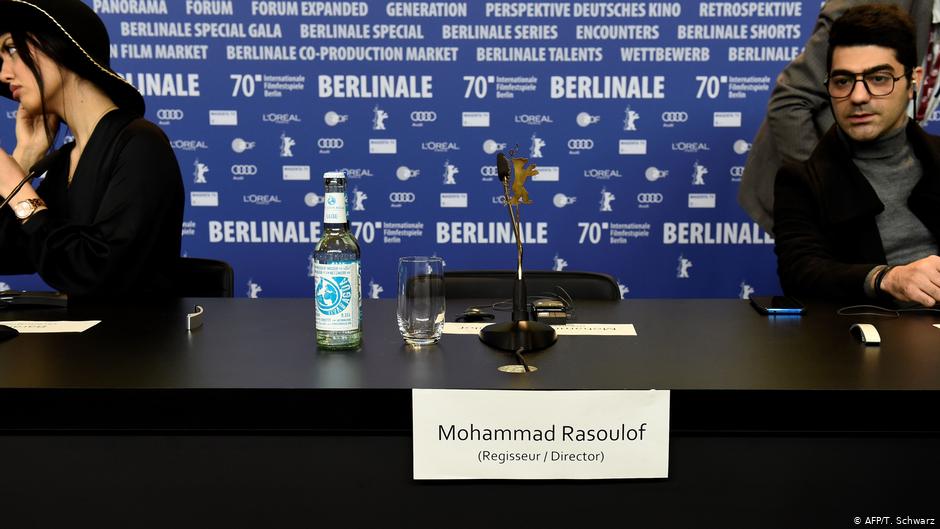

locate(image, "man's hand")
[[12, 105, 57, 172], [881, 256, 940, 306]]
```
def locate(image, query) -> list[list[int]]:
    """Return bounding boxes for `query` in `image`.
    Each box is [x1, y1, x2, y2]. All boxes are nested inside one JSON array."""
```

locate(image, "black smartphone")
[[750, 296, 805, 315]]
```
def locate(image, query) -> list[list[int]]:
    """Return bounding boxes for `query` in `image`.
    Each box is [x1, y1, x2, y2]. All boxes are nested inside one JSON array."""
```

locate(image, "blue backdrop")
[[0, 1, 895, 299]]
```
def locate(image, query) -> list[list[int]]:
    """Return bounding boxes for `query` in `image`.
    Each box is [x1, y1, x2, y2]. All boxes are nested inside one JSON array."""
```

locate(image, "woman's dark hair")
[[9, 17, 102, 148], [827, 5, 918, 80]]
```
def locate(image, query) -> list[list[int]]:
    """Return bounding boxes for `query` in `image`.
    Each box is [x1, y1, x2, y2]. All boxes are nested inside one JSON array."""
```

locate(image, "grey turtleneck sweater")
[[839, 121, 939, 296]]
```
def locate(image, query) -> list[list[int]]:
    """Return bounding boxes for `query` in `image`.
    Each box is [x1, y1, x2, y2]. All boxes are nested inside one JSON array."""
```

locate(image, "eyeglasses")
[[825, 70, 911, 98]]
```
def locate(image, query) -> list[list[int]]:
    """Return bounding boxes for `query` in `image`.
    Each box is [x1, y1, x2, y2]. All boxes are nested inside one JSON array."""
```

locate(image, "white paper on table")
[[443, 322, 636, 336], [1, 321, 101, 333]]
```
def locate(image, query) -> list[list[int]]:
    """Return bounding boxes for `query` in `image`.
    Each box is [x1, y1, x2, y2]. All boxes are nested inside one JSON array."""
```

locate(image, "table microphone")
[[479, 152, 557, 355]]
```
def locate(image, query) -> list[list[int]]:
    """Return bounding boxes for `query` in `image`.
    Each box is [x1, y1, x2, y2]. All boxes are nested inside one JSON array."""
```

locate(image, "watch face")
[[13, 199, 39, 219]]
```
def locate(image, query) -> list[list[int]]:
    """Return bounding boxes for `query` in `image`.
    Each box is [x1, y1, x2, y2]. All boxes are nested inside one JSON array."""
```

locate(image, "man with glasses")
[[774, 4, 940, 305]]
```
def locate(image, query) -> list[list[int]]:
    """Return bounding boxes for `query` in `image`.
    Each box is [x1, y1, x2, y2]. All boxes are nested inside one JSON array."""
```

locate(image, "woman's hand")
[[12, 105, 57, 172]]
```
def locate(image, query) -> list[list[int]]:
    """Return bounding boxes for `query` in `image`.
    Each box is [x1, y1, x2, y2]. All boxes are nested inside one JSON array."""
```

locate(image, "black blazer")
[[773, 120, 940, 302]]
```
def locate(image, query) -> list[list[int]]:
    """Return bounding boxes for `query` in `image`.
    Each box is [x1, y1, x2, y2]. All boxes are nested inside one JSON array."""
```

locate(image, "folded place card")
[[0, 321, 101, 333], [413, 389, 670, 480], [443, 322, 636, 336]]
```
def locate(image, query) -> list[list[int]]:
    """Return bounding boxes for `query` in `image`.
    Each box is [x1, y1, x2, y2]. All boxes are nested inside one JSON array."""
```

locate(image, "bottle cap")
[[323, 171, 346, 179]]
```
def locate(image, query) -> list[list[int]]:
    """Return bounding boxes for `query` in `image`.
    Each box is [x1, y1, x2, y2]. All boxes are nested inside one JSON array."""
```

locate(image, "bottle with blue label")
[[314, 171, 362, 349]]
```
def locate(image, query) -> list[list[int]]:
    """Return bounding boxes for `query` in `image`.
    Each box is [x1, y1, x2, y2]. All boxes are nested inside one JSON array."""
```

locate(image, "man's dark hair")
[[827, 4, 918, 79]]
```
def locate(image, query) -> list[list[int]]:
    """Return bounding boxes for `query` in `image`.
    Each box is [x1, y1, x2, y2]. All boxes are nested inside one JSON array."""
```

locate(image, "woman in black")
[[0, 0, 183, 297]]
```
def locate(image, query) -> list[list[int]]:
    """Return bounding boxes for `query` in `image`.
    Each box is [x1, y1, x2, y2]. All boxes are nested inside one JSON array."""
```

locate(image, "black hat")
[[0, 0, 145, 116]]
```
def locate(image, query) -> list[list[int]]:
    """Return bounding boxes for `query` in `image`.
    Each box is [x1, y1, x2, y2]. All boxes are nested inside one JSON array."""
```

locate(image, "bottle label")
[[314, 260, 360, 331], [324, 192, 347, 224]]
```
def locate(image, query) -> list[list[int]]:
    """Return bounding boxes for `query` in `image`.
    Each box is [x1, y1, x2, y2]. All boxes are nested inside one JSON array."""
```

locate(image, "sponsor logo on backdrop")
[[492, 195, 507, 205], [231, 138, 256, 153], [661, 111, 688, 127], [481, 165, 498, 181], [673, 142, 709, 153], [280, 133, 295, 157], [739, 281, 755, 300], [585, 169, 622, 180], [190, 191, 218, 207], [397, 166, 420, 181], [263, 113, 301, 125], [5, 110, 17, 119], [157, 108, 184, 125], [692, 161, 708, 185], [304, 192, 324, 207], [231, 164, 258, 180], [369, 139, 397, 154], [462, 112, 490, 127], [440, 193, 468, 208], [422, 141, 460, 153], [677, 255, 693, 278], [389, 192, 416, 207], [368, 280, 384, 299], [730, 166, 744, 182], [529, 133, 545, 158], [372, 105, 389, 130], [181, 220, 196, 237], [209, 110, 237, 126], [307, 252, 316, 277], [352, 187, 368, 211], [567, 138, 594, 155], [637, 192, 664, 208], [713, 112, 742, 127], [247, 280, 263, 299], [515, 114, 554, 126], [553, 193, 576, 208], [688, 193, 716, 208], [618, 282, 629, 299], [532, 166, 559, 182], [552, 254, 569, 271], [443, 161, 459, 184], [318, 138, 344, 153], [483, 139, 506, 155], [172, 139, 208, 152], [339, 168, 373, 179], [244, 194, 281, 206], [411, 111, 437, 126], [662, 222, 775, 245], [619, 139, 647, 155], [576, 112, 600, 127], [283, 165, 311, 181], [193, 160, 209, 183], [324, 111, 348, 126], [645, 167, 668, 181], [600, 188, 616, 212], [623, 106, 640, 131], [733, 139, 752, 155]]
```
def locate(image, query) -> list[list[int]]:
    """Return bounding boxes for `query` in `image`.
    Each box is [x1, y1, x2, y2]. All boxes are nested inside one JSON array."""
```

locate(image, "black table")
[[1, 299, 938, 528]]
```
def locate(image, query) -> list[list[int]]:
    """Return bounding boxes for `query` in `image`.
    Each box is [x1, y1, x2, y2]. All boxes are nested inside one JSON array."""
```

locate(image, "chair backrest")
[[444, 270, 621, 301], [175, 257, 235, 297]]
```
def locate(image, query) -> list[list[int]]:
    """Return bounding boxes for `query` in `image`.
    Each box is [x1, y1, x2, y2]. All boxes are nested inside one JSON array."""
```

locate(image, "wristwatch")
[[12, 198, 47, 223]]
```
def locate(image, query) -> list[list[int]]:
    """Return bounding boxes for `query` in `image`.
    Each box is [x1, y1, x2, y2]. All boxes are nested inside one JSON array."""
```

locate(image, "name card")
[[443, 322, 637, 336], [413, 389, 669, 480]]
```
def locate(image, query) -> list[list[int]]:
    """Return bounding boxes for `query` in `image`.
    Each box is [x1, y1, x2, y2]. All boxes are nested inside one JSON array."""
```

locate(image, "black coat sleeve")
[[773, 163, 877, 301]]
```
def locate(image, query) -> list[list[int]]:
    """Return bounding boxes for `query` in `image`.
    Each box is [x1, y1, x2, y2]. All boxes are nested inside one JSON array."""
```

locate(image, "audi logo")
[[568, 139, 594, 150], [636, 193, 664, 204], [410, 111, 437, 122], [389, 192, 416, 203], [157, 109, 184, 121], [230, 165, 259, 176], [480, 166, 498, 177], [730, 166, 745, 177], [317, 138, 344, 149], [661, 111, 689, 123]]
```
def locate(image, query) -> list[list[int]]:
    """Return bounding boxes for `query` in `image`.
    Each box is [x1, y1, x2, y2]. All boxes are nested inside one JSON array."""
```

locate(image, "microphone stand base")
[[479, 320, 557, 352]]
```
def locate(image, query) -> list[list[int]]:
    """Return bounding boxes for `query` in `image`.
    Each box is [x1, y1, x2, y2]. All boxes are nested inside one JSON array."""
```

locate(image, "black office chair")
[[444, 270, 621, 301], [175, 257, 235, 297]]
